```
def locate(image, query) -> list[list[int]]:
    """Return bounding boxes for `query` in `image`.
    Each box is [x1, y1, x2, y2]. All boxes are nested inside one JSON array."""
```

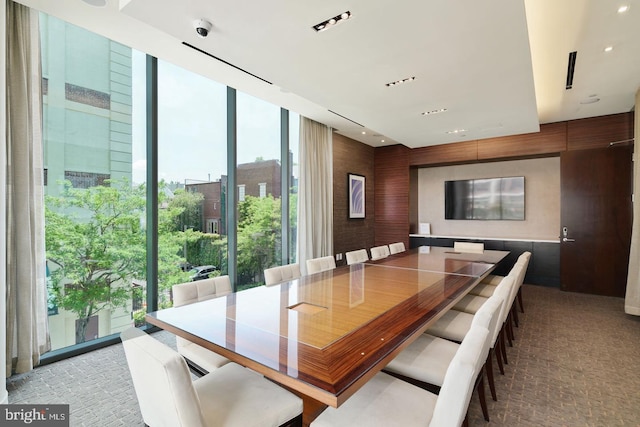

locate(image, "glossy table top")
[[146, 246, 508, 408]]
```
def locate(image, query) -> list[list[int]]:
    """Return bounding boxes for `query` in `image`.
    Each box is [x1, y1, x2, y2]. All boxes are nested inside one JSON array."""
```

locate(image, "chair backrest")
[[370, 245, 391, 260], [514, 251, 531, 289], [388, 242, 406, 255], [264, 263, 301, 286], [487, 275, 514, 346], [429, 325, 489, 427], [345, 249, 369, 265], [172, 275, 232, 307], [306, 255, 336, 274], [498, 264, 524, 324], [121, 327, 206, 427], [454, 241, 485, 253], [471, 293, 503, 351]]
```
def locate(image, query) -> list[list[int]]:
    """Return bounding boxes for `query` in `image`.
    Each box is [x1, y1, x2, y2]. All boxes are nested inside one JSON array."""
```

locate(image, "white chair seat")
[[453, 293, 489, 314], [311, 371, 438, 427], [469, 282, 498, 297], [313, 328, 484, 427], [480, 274, 504, 286], [195, 363, 303, 427], [426, 309, 474, 342], [384, 333, 459, 386], [121, 327, 303, 427]]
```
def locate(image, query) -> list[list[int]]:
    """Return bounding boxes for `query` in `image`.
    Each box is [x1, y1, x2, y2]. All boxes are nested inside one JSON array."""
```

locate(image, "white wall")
[[418, 157, 560, 241]]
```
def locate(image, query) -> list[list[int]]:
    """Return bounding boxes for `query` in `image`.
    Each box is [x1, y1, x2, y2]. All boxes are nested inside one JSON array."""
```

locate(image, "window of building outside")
[[238, 184, 246, 202], [236, 92, 282, 290], [259, 182, 267, 198], [41, 13, 147, 350], [158, 59, 228, 306]]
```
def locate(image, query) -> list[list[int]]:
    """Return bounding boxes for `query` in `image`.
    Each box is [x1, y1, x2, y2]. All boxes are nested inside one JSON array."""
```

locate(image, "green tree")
[[236, 195, 281, 289], [168, 186, 204, 232], [45, 179, 190, 343]]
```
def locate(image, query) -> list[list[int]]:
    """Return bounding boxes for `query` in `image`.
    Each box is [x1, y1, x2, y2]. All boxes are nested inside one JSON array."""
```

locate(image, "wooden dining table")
[[146, 246, 508, 425]]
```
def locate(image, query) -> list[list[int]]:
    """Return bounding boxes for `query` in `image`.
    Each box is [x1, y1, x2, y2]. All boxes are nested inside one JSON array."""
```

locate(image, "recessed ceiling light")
[[312, 11, 351, 32], [386, 76, 415, 87], [446, 129, 467, 134], [422, 108, 447, 116], [381, 139, 385, 143], [604, 46, 614, 52], [361, 131, 366, 135], [618, 5, 630, 13]]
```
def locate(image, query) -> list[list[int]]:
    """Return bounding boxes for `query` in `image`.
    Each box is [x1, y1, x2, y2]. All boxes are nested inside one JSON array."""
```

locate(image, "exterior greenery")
[[45, 179, 285, 340]]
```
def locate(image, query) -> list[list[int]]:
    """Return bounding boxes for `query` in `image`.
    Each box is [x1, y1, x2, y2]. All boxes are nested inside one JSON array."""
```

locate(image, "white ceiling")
[[15, 0, 640, 148]]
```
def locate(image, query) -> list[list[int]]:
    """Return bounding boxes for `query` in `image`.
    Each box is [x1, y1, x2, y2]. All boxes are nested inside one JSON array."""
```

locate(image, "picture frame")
[[348, 173, 365, 218]]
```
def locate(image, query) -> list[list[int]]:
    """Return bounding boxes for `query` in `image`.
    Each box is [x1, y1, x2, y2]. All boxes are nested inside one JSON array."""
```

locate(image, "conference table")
[[146, 246, 508, 425]]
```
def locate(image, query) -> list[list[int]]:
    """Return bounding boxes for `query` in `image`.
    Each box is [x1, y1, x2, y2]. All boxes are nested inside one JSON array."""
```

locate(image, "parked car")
[[189, 265, 217, 281]]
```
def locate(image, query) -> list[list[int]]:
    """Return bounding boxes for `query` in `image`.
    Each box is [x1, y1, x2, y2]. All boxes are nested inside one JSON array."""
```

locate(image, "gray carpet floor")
[[7, 284, 640, 426]]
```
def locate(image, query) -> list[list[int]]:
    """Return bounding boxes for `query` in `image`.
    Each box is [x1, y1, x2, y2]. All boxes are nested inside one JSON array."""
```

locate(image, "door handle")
[[562, 237, 575, 242]]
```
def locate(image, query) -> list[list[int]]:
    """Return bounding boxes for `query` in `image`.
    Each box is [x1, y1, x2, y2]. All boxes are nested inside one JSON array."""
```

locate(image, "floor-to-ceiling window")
[[236, 92, 282, 290], [157, 59, 227, 305], [42, 14, 147, 350], [39, 12, 301, 357]]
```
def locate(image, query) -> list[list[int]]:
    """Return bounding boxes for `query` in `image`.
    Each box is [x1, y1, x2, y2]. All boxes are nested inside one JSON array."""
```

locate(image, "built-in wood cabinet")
[[409, 236, 561, 287]]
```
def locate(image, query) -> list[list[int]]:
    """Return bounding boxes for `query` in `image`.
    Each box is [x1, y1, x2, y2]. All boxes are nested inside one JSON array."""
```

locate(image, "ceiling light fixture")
[[422, 108, 448, 116], [446, 129, 467, 134], [312, 11, 351, 32], [618, 5, 630, 13], [386, 76, 415, 87], [604, 46, 614, 52]]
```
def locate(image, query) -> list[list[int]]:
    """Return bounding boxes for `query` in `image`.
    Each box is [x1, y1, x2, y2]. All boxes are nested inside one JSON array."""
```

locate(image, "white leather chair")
[[311, 326, 489, 427], [264, 263, 301, 286], [384, 307, 499, 421], [370, 245, 391, 260], [388, 242, 406, 255], [345, 249, 369, 265], [172, 276, 233, 374], [121, 327, 303, 427], [306, 255, 336, 274], [453, 241, 485, 253]]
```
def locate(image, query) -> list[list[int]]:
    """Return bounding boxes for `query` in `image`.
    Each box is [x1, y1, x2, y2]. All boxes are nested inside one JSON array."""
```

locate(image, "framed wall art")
[[348, 173, 365, 219]]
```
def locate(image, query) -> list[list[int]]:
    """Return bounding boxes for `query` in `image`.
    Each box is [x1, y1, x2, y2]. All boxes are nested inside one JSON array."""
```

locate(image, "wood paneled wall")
[[373, 145, 411, 248], [371, 112, 634, 247], [333, 133, 375, 266]]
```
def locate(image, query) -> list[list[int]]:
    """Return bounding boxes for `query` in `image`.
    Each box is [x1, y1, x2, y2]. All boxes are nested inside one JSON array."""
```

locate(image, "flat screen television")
[[444, 176, 525, 220]]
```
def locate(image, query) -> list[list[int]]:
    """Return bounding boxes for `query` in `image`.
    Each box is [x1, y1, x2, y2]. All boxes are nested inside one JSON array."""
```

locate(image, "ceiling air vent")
[[566, 51, 577, 90]]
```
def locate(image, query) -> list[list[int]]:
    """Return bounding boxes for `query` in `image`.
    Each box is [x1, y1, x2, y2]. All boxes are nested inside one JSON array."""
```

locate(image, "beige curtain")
[[297, 117, 333, 274], [625, 89, 640, 315], [5, 0, 51, 375]]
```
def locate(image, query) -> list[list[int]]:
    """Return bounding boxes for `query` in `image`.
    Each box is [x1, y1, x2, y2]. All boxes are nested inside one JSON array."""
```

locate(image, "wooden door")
[[560, 145, 633, 296]]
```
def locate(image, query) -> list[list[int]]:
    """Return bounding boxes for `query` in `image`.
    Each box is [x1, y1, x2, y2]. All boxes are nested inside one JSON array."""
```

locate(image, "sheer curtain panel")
[[298, 117, 333, 274], [5, 0, 51, 375], [1, 0, 8, 403], [625, 88, 640, 315]]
